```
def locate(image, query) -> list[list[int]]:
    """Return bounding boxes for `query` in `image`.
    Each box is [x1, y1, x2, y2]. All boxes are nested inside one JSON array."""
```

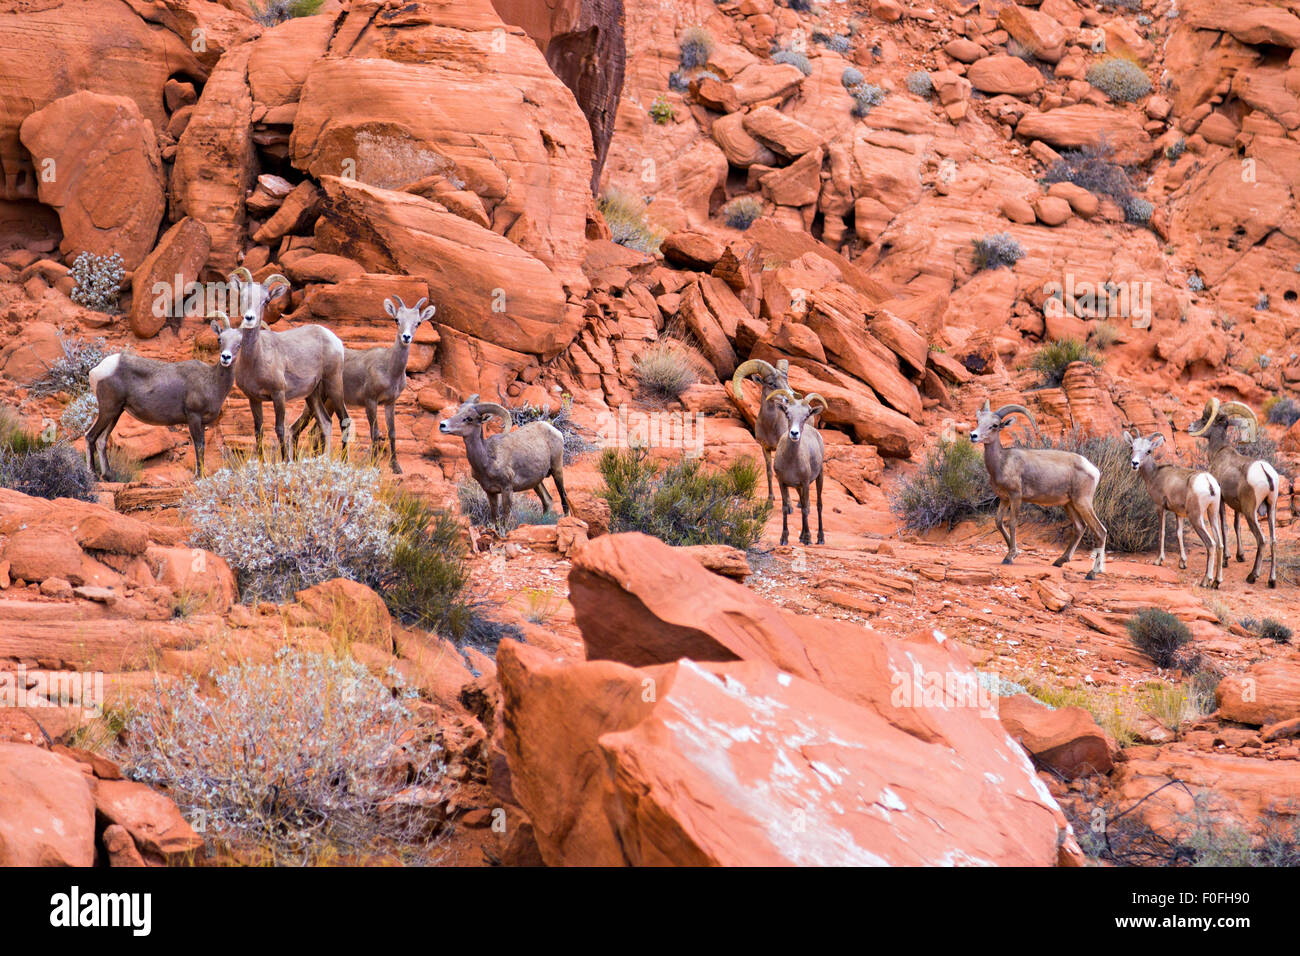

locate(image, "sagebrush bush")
[[679, 27, 713, 69], [634, 341, 698, 400], [1126, 608, 1192, 668], [599, 189, 664, 255], [849, 82, 886, 117], [1241, 617, 1293, 644], [773, 49, 813, 76], [185, 457, 395, 603], [1089, 321, 1119, 350], [598, 448, 771, 550], [249, 0, 324, 26], [906, 70, 934, 97], [1187, 274, 1205, 292], [1087, 56, 1152, 102], [456, 478, 554, 533], [60, 390, 97, 439], [841, 67, 864, 88], [1042, 143, 1135, 209], [0, 442, 97, 501], [69, 252, 124, 313], [1029, 338, 1099, 388], [722, 195, 763, 230], [972, 232, 1025, 271], [504, 393, 598, 464], [1123, 196, 1154, 224], [123, 648, 442, 865], [31, 334, 107, 396], [890, 438, 996, 533], [1265, 396, 1300, 427]]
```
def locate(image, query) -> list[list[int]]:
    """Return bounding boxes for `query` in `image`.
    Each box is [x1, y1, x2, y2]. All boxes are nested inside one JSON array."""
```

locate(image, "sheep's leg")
[[1176, 515, 1187, 570], [535, 482, 553, 515], [365, 399, 380, 460], [1190, 510, 1215, 588], [385, 402, 401, 473], [1078, 502, 1107, 579], [797, 483, 811, 546], [1210, 505, 1223, 588], [322, 367, 350, 455], [1056, 502, 1086, 567], [1267, 496, 1277, 588], [289, 397, 316, 453], [993, 499, 1011, 552], [273, 394, 290, 462], [1233, 508, 1246, 562], [815, 471, 824, 546], [308, 394, 333, 457], [1219, 499, 1229, 568], [84, 397, 121, 479], [250, 399, 265, 460], [1004, 497, 1020, 564], [1155, 508, 1167, 566], [499, 490, 514, 533], [1244, 506, 1266, 585], [779, 483, 791, 546], [187, 413, 206, 478], [551, 463, 570, 517], [764, 448, 775, 504]]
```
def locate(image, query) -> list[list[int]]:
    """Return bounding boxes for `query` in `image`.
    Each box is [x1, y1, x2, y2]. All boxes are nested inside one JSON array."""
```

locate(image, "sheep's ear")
[[1151, 433, 1165, 448], [1122, 430, 1133, 446], [210, 319, 222, 336], [267, 284, 288, 302], [384, 298, 398, 318], [420, 305, 436, 322]]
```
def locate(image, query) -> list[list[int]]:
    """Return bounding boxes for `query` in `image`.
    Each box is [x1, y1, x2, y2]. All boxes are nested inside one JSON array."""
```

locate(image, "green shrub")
[[1127, 608, 1192, 668], [891, 438, 996, 533], [722, 195, 763, 230], [1241, 617, 1293, 644], [906, 70, 933, 97], [1124, 196, 1153, 224], [31, 334, 108, 396], [599, 189, 664, 255], [69, 252, 124, 313], [123, 647, 442, 865], [649, 94, 675, 125], [1165, 139, 1187, 161], [0, 442, 97, 501], [1029, 338, 1099, 388], [598, 448, 771, 550], [1087, 56, 1152, 102], [972, 232, 1025, 271], [773, 49, 813, 76], [679, 27, 713, 69], [634, 341, 698, 400]]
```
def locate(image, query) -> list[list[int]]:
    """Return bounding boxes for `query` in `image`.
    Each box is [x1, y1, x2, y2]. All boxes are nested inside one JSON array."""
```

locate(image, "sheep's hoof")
[[1269, 579, 1277, 589], [1003, 556, 1016, 565], [816, 534, 825, 545], [1178, 560, 1186, 570], [1085, 570, 1098, 580], [1050, 557, 1066, 567], [779, 535, 789, 546], [1153, 558, 1164, 567], [1247, 572, 1257, 584], [391, 462, 403, 475]]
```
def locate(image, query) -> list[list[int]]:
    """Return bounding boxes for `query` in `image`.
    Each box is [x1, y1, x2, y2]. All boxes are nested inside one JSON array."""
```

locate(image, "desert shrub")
[[1123, 196, 1153, 224], [103, 446, 142, 484], [667, 70, 690, 93], [0, 442, 97, 501], [60, 390, 97, 439], [773, 49, 813, 76], [456, 478, 554, 533], [30, 334, 108, 396], [122, 648, 442, 865], [1042, 143, 1135, 209], [819, 34, 852, 54], [782, 0, 813, 10], [1257, 292, 1270, 311], [1007, 39, 1038, 62], [248, 0, 324, 26], [891, 438, 996, 533], [1127, 608, 1192, 668], [971, 232, 1025, 272], [634, 341, 698, 400], [849, 82, 886, 117], [1266, 396, 1300, 427], [598, 447, 771, 550], [722, 195, 763, 230], [1241, 617, 1293, 644], [1087, 56, 1152, 102], [1031, 432, 1162, 553], [906, 70, 934, 97], [502, 392, 598, 464], [185, 457, 395, 603], [69, 252, 124, 313], [1089, 321, 1119, 349], [679, 27, 714, 69], [1187, 274, 1204, 292], [1029, 337, 1099, 387], [841, 66, 864, 88], [649, 94, 675, 125], [599, 190, 664, 255], [1165, 138, 1187, 161]]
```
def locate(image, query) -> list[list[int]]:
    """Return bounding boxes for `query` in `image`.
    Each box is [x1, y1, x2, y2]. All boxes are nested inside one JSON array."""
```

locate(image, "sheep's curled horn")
[[803, 392, 828, 413], [1189, 396, 1259, 442], [474, 401, 513, 433], [209, 310, 231, 328], [731, 358, 779, 401], [765, 387, 796, 405], [988, 400, 1041, 440]]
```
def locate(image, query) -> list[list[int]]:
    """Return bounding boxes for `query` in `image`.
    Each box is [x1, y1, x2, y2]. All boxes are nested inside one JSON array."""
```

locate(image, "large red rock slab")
[[998, 693, 1114, 778], [1016, 106, 1156, 166], [499, 640, 1076, 866], [967, 55, 1046, 96], [1216, 657, 1300, 726], [129, 217, 212, 338], [19, 92, 164, 270], [92, 777, 202, 864], [146, 545, 237, 613], [0, 742, 96, 866]]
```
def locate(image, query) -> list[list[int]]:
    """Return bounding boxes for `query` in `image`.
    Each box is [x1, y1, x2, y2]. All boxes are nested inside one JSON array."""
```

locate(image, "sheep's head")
[[1188, 397, 1258, 443], [438, 395, 513, 437], [228, 267, 289, 329], [1123, 429, 1164, 470], [969, 400, 1038, 445], [731, 358, 790, 401], [767, 389, 825, 443], [384, 295, 436, 345], [208, 311, 242, 368]]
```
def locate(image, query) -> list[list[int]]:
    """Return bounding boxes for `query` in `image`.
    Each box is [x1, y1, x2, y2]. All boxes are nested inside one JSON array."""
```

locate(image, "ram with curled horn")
[[730, 357, 790, 504], [439, 396, 569, 532], [1188, 397, 1280, 587], [766, 388, 827, 547], [968, 400, 1108, 578], [225, 268, 353, 461]]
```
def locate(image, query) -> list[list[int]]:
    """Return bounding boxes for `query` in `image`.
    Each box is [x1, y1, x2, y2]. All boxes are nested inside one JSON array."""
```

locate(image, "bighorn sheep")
[[84, 313, 243, 478], [766, 388, 826, 546], [1188, 398, 1280, 587], [228, 268, 352, 461], [290, 295, 436, 472], [1124, 430, 1223, 588], [438, 396, 569, 528], [731, 358, 790, 504], [968, 401, 1107, 578]]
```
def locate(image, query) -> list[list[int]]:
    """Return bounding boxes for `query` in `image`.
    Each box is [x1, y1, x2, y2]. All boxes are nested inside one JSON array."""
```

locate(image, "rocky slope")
[[1, 0, 1299, 866]]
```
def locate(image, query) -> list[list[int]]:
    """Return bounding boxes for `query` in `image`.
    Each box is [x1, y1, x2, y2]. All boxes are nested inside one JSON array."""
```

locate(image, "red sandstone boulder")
[[998, 694, 1114, 778], [92, 777, 202, 864], [1217, 657, 1300, 726], [0, 743, 96, 866]]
